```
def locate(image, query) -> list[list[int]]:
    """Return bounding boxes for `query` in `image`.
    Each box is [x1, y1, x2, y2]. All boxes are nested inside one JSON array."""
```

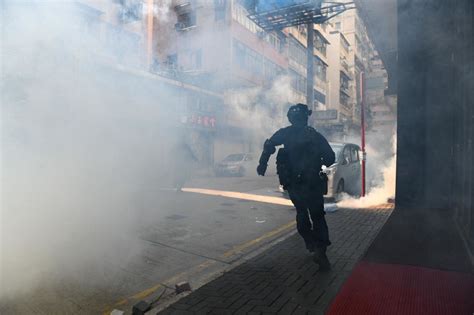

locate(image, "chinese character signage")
[[181, 114, 216, 130]]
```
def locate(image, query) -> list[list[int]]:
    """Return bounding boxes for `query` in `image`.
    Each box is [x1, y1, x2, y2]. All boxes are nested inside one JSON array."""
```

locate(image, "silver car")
[[214, 153, 256, 177], [323, 142, 362, 198]]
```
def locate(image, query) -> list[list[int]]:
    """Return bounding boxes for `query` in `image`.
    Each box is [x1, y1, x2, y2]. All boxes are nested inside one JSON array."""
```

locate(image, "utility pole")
[[248, 2, 356, 109], [306, 23, 314, 108], [360, 71, 366, 197], [146, 0, 154, 67]]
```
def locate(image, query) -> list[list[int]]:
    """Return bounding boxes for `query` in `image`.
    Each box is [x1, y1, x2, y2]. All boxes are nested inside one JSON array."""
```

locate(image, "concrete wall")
[[396, 0, 473, 251]]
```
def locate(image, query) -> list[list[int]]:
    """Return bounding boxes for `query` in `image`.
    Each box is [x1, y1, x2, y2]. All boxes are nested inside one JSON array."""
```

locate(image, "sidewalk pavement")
[[153, 204, 394, 315]]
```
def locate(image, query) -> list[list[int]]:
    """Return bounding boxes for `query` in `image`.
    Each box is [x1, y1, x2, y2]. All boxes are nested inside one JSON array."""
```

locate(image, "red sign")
[[181, 114, 216, 129]]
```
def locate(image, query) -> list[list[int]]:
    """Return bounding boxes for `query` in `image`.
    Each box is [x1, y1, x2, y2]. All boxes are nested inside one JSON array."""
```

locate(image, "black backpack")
[[276, 148, 291, 189]]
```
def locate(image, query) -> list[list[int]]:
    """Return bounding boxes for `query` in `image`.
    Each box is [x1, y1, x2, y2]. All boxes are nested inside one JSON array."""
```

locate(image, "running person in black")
[[257, 104, 335, 270]]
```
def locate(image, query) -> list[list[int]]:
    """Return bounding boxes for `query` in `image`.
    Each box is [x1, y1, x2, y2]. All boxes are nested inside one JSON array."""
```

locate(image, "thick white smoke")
[[1, 2, 179, 298], [337, 132, 397, 208], [224, 75, 295, 139]]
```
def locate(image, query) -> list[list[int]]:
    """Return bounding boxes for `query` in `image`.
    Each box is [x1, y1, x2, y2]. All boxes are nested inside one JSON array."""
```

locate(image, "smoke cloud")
[[337, 131, 397, 208], [1, 2, 181, 298], [0, 0, 397, 305], [0, 1, 292, 300], [225, 75, 294, 137]]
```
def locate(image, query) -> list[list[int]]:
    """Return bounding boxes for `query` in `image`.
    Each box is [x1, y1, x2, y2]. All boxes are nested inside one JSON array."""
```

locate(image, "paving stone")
[[277, 301, 298, 314], [157, 206, 393, 314], [232, 303, 256, 314]]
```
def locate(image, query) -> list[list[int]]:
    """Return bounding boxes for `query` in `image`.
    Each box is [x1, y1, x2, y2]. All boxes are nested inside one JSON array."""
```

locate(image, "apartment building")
[[318, 30, 353, 140], [284, 24, 330, 111], [77, 0, 144, 66], [157, 0, 335, 161], [70, 1, 223, 166], [75, 0, 389, 163], [366, 54, 396, 134], [331, 6, 376, 131], [330, 4, 395, 136]]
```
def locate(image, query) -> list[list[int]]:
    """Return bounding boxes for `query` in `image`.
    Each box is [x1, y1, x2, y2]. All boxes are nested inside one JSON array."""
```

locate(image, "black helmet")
[[287, 103, 312, 126]]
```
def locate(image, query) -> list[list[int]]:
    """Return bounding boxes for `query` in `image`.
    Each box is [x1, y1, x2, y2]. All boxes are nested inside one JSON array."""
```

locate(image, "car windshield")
[[223, 154, 245, 162], [330, 144, 344, 156]]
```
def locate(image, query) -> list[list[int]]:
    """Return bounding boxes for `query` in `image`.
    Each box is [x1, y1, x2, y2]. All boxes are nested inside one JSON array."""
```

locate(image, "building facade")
[[155, 0, 336, 162], [365, 54, 396, 134], [330, 6, 379, 135], [76, 0, 390, 165], [317, 29, 353, 140]]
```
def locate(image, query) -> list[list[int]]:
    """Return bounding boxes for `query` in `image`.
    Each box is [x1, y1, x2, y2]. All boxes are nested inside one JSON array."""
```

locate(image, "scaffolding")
[[247, 1, 354, 106], [248, 2, 355, 31]]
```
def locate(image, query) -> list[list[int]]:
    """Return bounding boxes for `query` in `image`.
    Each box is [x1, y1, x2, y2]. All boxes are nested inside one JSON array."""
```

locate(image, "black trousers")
[[288, 185, 330, 250]]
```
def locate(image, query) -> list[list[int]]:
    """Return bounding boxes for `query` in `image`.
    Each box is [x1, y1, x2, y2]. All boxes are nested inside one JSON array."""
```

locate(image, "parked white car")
[[323, 142, 362, 198]]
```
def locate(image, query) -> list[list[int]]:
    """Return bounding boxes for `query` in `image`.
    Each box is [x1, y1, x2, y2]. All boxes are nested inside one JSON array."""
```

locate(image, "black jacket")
[[259, 125, 335, 178]]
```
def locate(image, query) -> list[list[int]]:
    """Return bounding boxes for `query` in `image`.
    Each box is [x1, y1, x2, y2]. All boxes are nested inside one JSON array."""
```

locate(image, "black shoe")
[[313, 248, 331, 271]]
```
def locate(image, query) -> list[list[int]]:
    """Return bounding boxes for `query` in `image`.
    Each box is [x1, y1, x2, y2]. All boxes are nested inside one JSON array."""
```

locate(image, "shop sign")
[[181, 114, 216, 129]]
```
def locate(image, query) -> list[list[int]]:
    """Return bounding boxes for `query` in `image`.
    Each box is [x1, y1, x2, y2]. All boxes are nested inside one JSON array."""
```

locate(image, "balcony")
[[174, 2, 196, 32]]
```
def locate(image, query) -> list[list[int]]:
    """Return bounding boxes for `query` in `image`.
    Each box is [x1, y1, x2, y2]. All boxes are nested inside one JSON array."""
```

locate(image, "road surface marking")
[[115, 284, 163, 306], [222, 220, 296, 258], [103, 218, 295, 314], [182, 187, 294, 206]]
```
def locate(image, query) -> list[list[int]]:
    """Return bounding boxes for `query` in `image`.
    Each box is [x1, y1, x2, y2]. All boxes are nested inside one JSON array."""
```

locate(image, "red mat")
[[327, 261, 474, 315]]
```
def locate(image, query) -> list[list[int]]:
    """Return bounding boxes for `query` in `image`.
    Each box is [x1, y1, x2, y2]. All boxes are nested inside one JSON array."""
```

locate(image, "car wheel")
[[336, 180, 345, 194]]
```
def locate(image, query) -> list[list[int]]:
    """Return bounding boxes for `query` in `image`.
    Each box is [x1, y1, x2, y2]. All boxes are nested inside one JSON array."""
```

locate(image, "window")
[[214, 0, 226, 21], [264, 59, 283, 81], [340, 72, 350, 92], [340, 37, 350, 53], [341, 56, 349, 72], [355, 36, 362, 53], [314, 89, 326, 105], [297, 24, 307, 37], [178, 12, 196, 28], [175, 2, 196, 31], [234, 40, 284, 80], [343, 147, 351, 164], [232, 4, 260, 33], [351, 147, 359, 162], [340, 93, 350, 107], [233, 40, 264, 76], [289, 70, 306, 94], [289, 38, 307, 66], [334, 22, 341, 30], [118, 1, 142, 23], [267, 33, 282, 52], [314, 34, 327, 56], [314, 57, 327, 81]]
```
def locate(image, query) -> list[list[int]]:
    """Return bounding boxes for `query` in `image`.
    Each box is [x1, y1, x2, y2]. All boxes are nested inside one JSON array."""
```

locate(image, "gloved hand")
[[257, 163, 267, 176]]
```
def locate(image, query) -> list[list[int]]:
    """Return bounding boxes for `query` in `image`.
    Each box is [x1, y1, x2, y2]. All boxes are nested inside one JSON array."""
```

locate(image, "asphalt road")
[[1, 174, 298, 314]]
